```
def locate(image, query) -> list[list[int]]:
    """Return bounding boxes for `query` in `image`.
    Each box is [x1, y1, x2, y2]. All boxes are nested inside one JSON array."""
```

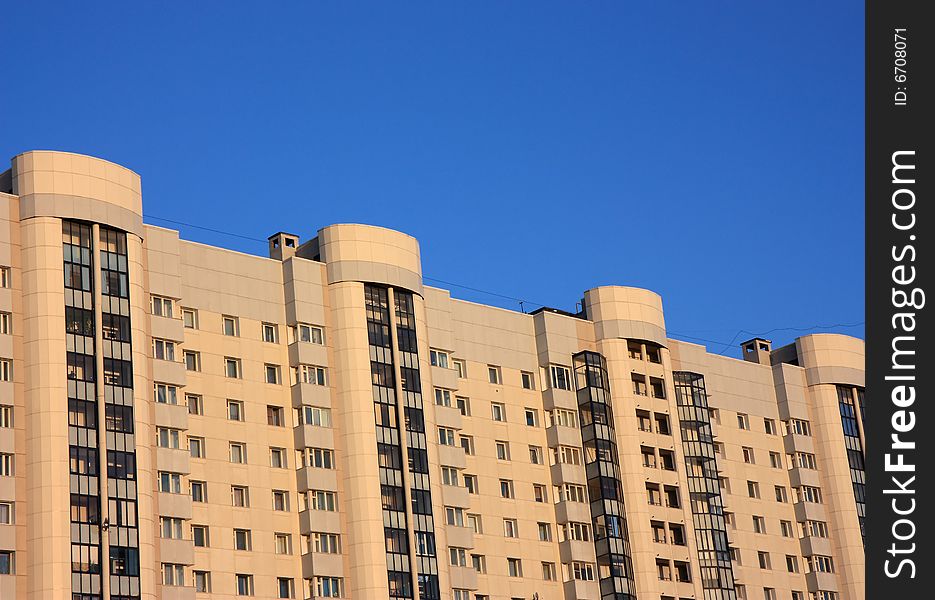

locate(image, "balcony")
[[154, 402, 189, 430], [302, 551, 344, 577], [295, 466, 338, 493], [546, 424, 583, 448], [434, 404, 463, 430], [437, 444, 467, 470], [430, 364, 459, 390], [160, 537, 195, 565], [152, 358, 186, 386], [288, 341, 329, 369], [441, 483, 471, 508], [559, 539, 596, 563], [157, 491, 192, 519], [156, 447, 190, 475], [294, 425, 335, 450], [291, 382, 333, 408], [449, 565, 478, 590], [299, 509, 342, 534]]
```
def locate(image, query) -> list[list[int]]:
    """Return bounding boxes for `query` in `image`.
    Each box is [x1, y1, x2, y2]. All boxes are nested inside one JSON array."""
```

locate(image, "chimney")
[[268, 232, 299, 261], [741, 337, 772, 365]]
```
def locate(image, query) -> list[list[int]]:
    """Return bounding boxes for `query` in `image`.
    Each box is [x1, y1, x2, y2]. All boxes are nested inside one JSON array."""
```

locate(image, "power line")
[[142, 213, 864, 351]]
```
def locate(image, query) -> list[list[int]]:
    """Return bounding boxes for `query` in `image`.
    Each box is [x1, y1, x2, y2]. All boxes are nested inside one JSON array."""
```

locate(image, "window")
[[153, 338, 176, 361], [786, 555, 799, 573], [719, 477, 730, 494], [438, 427, 456, 446], [775, 486, 788, 503], [160, 516, 183, 539], [487, 365, 501, 384], [270, 447, 287, 469], [187, 394, 203, 415], [265, 364, 281, 384], [192, 525, 209, 547], [637, 410, 652, 432], [496, 441, 511, 460], [537, 522, 552, 541], [632, 374, 647, 396], [557, 483, 587, 503], [753, 515, 766, 534], [533, 484, 547, 503], [664, 486, 680, 508], [561, 522, 591, 542], [441, 467, 458, 486], [223, 316, 239, 337], [468, 514, 482, 534], [157, 428, 181, 449], [758, 551, 771, 569], [521, 371, 535, 390], [434, 388, 452, 407], [262, 323, 279, 343], [463, 474, 478, 494], [191, 481, 207, 502], [184, 351, 201, 372], [769, 451, 782, 468], [670, 523, 686, 545], [503, 518, 518, 538], [162, 563, 185, 586], [524, 408, 538, 427], [796, 486, 823, 504], [308, 490, 337, 512], [455, 395, 471, 416], [802, 519, 829, 538], [429, 349, 449, 368], [152, 296, 174, 318], [225, 357, 241, 378], [747, 481, 760, 498], [507, 557, 523, 577], [780, 520, 794, 537], [194, 570, 212, 592], [267, 405, 285, 427], [0, 406, 11, 428], [232, 486, 250, 507], [499, 479, 514, 499], [491, 402, 506, 422], [654, 413, 671, 434], [230, 443, 246, 464], [554, 445, 581, 465], [737, 413, 750, 430], [154, 383, 178, 405], [674, 561, 691, 582], [158, 472, 182, 494], [528, 445, 543, 464], [295, 364, 327, 385], [297, 405, 332, 427], [786, 418, 812, 436], [445, 506, 465, 527], [228, 400, 244, 421], [764, 588, 777, 600], [649, 377, 666, 399], [571, 561, 595, 581], [659, 449, 675, 470], [628, 342, 643, 360], [459, 435, 475, 455], [294, 324, 324, 344], [315, 576, 343, 598], [452, 359, 466, 378], [454, 590, 472, 600], [646, 483, 662, 506], [764, 418, 777, 434], [652, 521, 666, 543], [657, 559, 672, 581], [0, 502, 12, 525], [449, 547, 467, 567], [0, 267, 9, 288], [277, 577, 295, 599], [550, 365, 571, 390], [0, 313, 10, 335], [743, 446, 755, 464], [302, 447, 335, 469], [806, 555, 835, 574], [549, 408, 578, 428], [791, 452, 819, 470], [273, 489, 290, 511], [313, 532, 341, 554], [234, 529, 252, 551], [182, 308, 198, 329], [235, 573, 254, 596]]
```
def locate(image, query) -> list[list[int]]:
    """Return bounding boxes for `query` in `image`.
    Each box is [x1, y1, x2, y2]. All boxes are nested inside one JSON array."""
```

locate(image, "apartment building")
[[0, 151, 864, 600]]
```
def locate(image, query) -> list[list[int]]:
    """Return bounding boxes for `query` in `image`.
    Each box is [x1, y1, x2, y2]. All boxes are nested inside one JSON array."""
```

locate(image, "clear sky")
[[3, 1, 864, 357]]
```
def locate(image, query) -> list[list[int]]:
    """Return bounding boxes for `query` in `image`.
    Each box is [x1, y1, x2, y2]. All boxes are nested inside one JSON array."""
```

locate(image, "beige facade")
[[0, 151, 864, 600]]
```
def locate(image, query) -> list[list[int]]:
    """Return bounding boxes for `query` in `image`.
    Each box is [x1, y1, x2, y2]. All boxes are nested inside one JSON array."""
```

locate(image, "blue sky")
[[2, 2, 863, 356]]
